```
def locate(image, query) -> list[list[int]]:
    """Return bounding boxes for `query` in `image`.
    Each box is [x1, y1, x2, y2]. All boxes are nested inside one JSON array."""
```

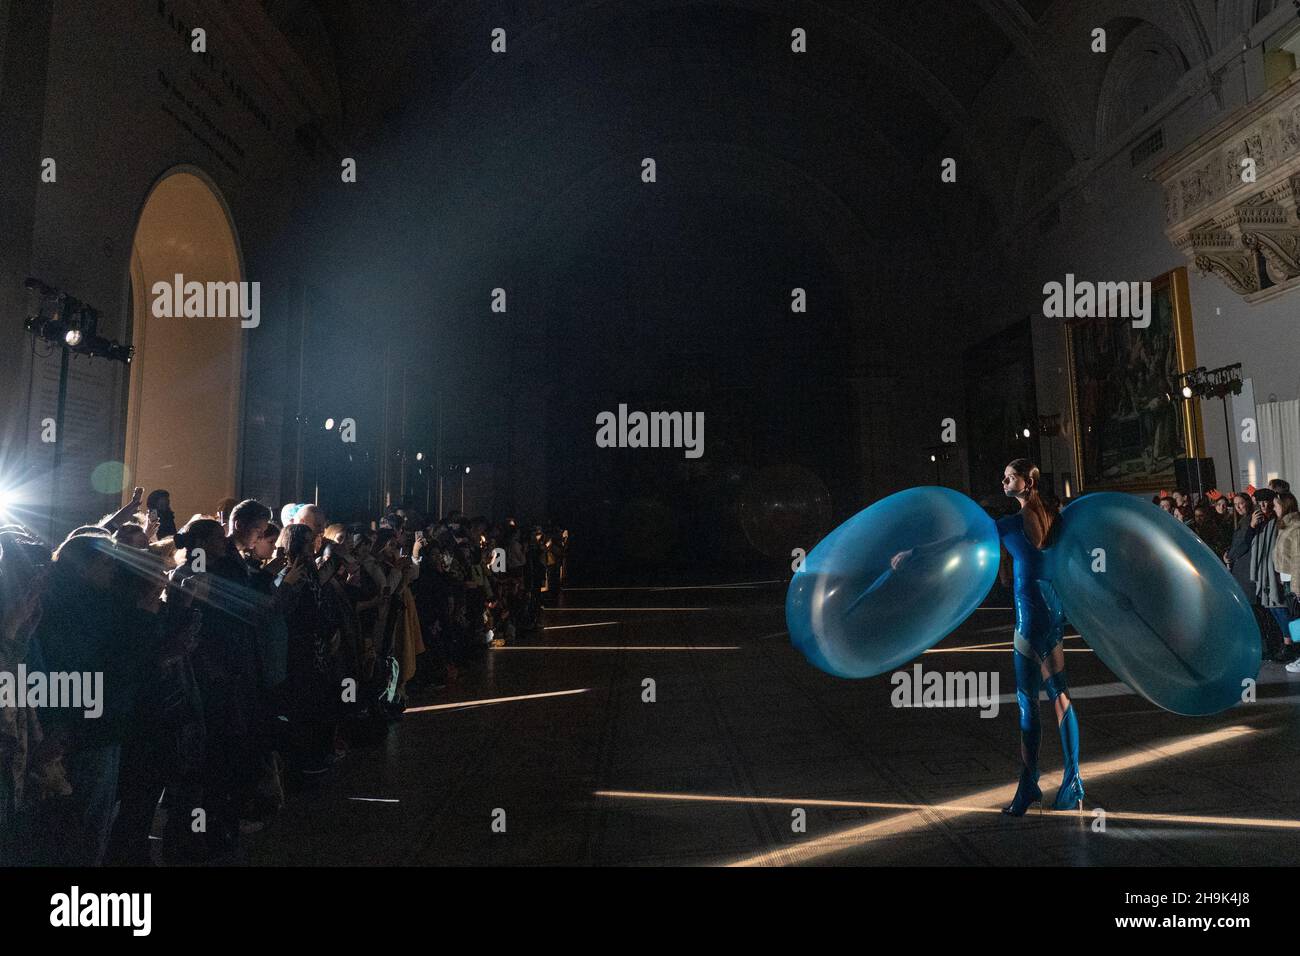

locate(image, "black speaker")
[[1174, 457, 1216, 495]]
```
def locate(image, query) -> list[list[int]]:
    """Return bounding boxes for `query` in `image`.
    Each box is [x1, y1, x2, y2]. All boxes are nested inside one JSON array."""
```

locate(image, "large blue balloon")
[[786, 487, 1000, 678], [1051, 493, 1260, 716]]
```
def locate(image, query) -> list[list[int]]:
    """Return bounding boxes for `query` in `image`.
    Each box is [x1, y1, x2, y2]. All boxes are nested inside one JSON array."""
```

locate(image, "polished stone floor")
[[245, 582, 1300, 866]]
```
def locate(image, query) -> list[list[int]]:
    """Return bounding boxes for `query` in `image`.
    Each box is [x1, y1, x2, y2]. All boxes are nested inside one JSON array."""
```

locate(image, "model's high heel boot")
[[1003, 767, 1042, 816], [1051, 700, 1085, 811], [1003, 679, 1042, 817]]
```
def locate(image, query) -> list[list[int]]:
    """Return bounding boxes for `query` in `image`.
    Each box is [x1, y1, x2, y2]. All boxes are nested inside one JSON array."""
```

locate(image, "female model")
[[997, 458, 1084, 815]]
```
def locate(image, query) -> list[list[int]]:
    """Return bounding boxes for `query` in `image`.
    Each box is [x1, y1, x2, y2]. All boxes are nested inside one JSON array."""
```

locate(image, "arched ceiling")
[[275, 0, 1216, 358], [285, 0, 1019, 182], [282, 0, 1221, 189], [288, 0, 1040, 282]]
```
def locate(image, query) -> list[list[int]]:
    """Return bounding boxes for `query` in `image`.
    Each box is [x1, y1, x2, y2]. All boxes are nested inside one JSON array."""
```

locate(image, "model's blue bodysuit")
[[996, 511, 1084, 812], [997, 513, 1065, 659]]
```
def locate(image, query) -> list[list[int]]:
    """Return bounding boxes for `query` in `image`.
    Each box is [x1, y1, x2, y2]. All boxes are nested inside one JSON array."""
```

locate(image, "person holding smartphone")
[[1245, 489, 1290, 661]]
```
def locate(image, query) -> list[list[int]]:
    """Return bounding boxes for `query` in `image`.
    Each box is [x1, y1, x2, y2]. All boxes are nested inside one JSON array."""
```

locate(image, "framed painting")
[[1064, 266, 1205, 493]]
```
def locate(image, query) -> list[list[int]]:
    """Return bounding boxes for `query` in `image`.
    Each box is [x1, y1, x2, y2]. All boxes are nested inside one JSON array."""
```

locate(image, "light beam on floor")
[[944, 635, 1085, 651], [542, 621, 620, 630], [405, 688, 591, 712], [596, 725, 1261, 866], [594, 789, 1300, 831]]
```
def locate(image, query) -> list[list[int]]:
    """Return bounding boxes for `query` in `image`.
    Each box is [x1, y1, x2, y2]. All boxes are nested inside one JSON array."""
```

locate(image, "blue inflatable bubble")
[[1051, 493, 1260, 716], [786, 487, 1000, 678]]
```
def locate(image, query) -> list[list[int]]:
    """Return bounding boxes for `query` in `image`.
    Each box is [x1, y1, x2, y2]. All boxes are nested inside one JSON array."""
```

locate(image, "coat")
[[1273, 512, 1300, 581], [1250, 519, 1285, 608]]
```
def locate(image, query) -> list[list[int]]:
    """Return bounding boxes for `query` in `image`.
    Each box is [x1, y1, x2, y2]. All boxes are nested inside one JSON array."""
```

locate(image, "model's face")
[[1001, 467, 1026, 497]]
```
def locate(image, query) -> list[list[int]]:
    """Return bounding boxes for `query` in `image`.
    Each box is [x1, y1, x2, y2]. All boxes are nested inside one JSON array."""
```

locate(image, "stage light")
[[930, 455, 937, 462], [1180, 363, 1244, 492], [464, 466, 470, 474], [416, 452, 424, 461], [324, 418, 335, 430], [1022, 427, 1031, 438], [0, 488, 13, 518], [22, 279, 130, 365]]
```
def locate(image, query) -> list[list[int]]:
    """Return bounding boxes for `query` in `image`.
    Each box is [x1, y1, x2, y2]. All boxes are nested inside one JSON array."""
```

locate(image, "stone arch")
[[123, 166, 246, 518], [1095, 17, 1190, 147]]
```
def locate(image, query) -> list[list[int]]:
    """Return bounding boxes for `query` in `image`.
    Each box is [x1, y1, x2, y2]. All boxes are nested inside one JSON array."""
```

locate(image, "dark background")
[[281, 0, 1020, 578]]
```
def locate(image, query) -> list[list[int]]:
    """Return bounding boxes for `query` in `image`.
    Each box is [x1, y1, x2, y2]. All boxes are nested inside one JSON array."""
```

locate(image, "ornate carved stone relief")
[[1156, 72, 1300, 302]]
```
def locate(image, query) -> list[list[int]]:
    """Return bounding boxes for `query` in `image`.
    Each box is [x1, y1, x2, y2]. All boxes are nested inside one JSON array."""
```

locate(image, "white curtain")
[[1257, 399, 1300, 487]]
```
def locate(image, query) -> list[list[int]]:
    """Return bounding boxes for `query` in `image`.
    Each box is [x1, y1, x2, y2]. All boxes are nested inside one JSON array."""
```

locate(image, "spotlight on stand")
[[1180, 364, 1243, 493], [23, 278, 133, 541], [23, 278, 133, 364]]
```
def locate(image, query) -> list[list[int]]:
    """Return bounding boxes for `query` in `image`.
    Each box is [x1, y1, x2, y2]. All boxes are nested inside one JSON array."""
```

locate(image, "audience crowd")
[[0, 488, 568, 865], [1152, 477, 1300, 667], [4, 475, 1297, 867]]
